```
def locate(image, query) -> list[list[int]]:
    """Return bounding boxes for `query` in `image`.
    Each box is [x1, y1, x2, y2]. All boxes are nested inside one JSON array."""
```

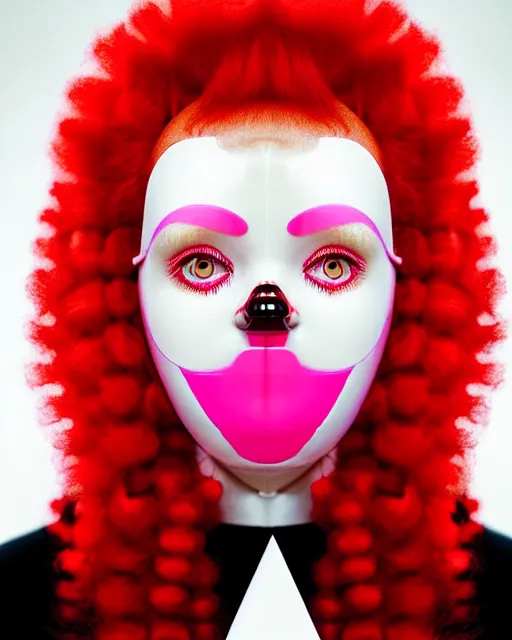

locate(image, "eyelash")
[[166, 244, 366, 295], [303, 245, 366, 294], [167, 245, 233, 295]]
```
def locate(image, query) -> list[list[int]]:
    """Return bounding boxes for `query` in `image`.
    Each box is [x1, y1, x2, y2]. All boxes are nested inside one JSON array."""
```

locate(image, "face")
[[136, 134, 399, 478]]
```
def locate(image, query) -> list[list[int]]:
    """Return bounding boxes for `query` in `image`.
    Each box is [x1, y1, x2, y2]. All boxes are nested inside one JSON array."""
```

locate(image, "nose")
[[242, 283, 292, 331]]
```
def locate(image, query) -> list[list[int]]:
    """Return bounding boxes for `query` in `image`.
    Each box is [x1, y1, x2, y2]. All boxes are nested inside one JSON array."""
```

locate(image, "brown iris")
[[193, 258, 215, 279], [323, 257, 346, 280]]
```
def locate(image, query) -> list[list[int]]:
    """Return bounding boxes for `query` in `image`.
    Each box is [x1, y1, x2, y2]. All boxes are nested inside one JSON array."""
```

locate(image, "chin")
[[155, 344, 383, 489]]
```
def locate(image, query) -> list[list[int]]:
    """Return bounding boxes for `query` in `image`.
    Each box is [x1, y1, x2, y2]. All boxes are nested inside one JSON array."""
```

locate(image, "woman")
[[0, 1, 508, 639]]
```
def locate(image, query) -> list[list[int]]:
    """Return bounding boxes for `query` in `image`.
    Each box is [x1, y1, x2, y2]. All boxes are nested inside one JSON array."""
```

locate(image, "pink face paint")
[[287, 204, 402, 265], [181, 350, 353, 464], [180, 304, 393, 464], [133, 204, 249, 265], [247, 332, 289, 348]]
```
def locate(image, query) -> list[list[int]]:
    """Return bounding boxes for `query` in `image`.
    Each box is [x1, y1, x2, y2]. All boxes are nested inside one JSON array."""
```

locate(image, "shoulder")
[[476, 527, 512, 639], [0, 526, 54, 563], [0, 527, 59, 639], [1, 524, 512, 638], [479, 526, 512, 567]]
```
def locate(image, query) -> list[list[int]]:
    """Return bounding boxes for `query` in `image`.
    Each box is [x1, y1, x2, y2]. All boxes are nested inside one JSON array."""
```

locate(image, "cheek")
[[289, 253, 395, 370], [147, 344, 255, 468], [138, 256, 247, 371], [289, 312, 393, 467]]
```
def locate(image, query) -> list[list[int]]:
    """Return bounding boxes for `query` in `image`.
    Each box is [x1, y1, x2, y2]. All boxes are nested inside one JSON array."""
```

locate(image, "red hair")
[[27, 1, 504, 639]]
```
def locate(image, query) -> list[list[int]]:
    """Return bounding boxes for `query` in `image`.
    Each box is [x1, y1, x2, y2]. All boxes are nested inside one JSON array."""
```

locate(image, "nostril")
[[246, 296, 289, 319], [242, 284, 292, 331]]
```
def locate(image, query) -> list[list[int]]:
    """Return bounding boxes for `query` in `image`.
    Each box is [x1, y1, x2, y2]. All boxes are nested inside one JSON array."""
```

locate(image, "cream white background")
[[0, 0, 510, 545]]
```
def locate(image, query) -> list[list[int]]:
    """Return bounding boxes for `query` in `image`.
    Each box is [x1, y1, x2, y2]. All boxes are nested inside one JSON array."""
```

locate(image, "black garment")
[[206, 523, 327, 635], [0, 524, 510, 639]]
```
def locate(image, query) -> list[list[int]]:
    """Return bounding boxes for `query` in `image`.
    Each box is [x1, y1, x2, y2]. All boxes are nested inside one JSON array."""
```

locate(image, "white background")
[[0, 0, 510, 545]]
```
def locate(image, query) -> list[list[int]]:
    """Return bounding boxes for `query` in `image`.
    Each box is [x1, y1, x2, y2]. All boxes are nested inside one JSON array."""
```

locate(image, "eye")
[[304, 246, 365, 294], [319, 257, 351, 282], [167, 245, 233, 294], [183, 256, 221, 282]]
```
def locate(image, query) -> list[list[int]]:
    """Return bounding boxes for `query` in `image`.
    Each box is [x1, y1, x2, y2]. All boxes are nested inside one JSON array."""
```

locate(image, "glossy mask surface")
[[137, 136, 397, 470]]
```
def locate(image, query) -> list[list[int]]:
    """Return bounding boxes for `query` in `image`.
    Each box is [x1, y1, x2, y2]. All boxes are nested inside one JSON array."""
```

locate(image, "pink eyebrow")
[[287, 204, 402, 265], [133, 204, 248, 265]]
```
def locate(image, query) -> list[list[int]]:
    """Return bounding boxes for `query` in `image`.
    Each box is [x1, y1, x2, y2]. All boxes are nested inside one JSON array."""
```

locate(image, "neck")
[[196, 447, 337, 527]]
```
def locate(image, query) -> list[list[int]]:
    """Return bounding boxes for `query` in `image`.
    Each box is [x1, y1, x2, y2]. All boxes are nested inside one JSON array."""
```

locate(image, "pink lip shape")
[[180, 349, 353, 464], [247, 332, 288, 347]]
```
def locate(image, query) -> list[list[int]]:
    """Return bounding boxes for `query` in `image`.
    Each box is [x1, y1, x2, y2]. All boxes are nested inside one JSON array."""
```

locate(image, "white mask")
[[135, 136, 399, 486]]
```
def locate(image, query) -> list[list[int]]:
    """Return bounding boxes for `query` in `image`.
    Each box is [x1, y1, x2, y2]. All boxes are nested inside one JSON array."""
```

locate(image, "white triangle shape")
[[226, 536, 321, 640]]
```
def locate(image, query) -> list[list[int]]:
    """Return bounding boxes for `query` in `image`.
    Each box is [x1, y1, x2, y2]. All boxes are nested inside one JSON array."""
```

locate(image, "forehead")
[[141, 136, 393, 253]]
